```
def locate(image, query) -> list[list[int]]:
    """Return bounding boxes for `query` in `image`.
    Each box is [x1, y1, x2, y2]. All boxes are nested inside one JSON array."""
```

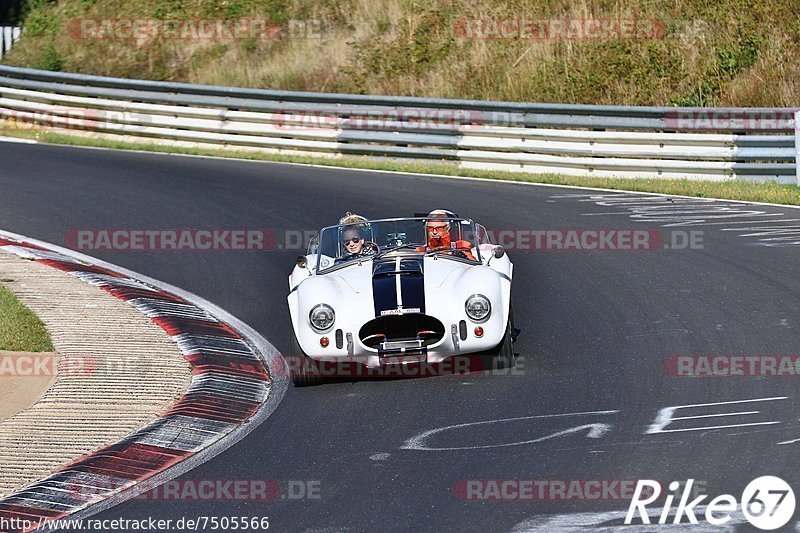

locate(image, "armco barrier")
[[0, 65, 797, 184]]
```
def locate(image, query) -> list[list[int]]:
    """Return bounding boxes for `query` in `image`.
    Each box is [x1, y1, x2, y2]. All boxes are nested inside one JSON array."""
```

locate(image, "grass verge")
[[1, 125, 799, 206], [0, 283, 54, 352], [5, 0, 800, 107]]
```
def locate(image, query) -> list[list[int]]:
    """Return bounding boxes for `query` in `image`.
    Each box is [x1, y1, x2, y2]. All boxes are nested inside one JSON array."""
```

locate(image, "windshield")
[[315, 217, 482, 272]]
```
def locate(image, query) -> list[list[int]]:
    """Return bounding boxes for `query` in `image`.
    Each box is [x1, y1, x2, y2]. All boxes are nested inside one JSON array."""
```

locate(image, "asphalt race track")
[[2, 141, 800, 531]]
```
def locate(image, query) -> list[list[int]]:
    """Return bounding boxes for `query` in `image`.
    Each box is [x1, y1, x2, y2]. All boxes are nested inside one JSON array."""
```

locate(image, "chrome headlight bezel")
[[465, 294, 491, 323], [309, 303, 335, 331]]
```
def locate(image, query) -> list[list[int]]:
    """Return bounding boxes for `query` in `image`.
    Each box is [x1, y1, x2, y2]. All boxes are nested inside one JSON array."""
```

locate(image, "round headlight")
[[465, 294, 491, 322], [309, 304, 335, 331]]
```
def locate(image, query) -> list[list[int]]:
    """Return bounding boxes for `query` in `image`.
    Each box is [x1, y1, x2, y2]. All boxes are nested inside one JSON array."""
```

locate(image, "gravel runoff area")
[[0, 248, 192, 497]]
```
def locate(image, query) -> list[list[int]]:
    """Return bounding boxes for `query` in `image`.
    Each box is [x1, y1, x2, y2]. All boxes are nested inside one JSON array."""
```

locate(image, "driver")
[[335, 212, 377, 264], [419, 209, 476, 261]]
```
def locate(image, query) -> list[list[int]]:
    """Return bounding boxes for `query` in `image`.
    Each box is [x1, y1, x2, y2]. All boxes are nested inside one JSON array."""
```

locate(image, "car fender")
[[424, 258, 510, 346], [289, 262, 374, 355]]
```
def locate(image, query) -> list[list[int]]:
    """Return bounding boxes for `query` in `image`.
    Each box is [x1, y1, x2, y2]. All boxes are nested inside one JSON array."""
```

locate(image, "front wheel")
[[289, 329, 321, 387], [479, 320, 515, 370]]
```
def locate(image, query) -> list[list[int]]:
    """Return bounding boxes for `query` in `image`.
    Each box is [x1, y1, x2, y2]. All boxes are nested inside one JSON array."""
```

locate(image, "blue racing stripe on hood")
[[372, 259, 398, 316], [400, 257, 425, 314], [371, 257, 425, 317]]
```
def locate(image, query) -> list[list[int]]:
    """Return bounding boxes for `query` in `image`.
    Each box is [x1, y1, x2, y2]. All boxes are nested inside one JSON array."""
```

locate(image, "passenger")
[[419, 209, 476, 261], [335, 212, 377, 263]]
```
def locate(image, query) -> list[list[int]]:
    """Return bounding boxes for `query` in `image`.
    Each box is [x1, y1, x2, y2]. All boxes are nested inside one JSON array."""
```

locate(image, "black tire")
[[290, 329, 321, 387], [480, 319, 515, 370], [509, 297, 518, 341]]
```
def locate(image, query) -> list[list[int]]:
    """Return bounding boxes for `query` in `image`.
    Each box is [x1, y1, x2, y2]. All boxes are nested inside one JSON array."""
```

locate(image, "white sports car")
[[287, 215, 515, 385]]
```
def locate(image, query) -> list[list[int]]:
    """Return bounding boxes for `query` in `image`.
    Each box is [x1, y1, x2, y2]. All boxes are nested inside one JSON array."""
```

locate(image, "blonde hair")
[[339, 212, 368, 225]]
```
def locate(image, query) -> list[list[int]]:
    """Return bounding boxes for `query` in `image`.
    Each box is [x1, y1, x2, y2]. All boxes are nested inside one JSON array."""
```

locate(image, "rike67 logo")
[[626, 477, 795, 530]]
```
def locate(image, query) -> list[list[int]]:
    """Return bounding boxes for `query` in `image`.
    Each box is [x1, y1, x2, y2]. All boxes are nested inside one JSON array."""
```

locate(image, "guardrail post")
[[0, 27, 20, 59], [796, 110, 800, 186]]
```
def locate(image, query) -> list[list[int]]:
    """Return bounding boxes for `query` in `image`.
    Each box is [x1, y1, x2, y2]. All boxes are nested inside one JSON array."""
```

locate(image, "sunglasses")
[[341, 236, 362, 244], [427, 224, 448, 231]]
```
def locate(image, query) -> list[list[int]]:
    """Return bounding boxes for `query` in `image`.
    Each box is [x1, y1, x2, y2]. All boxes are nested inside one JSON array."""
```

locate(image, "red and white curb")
[[0, 230, 288, 532]]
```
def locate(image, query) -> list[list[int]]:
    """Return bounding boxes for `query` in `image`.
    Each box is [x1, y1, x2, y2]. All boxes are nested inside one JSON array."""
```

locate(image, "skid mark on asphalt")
[[548, 192, 800, 246], [403, 397, 799, 452], [369, 453, 391, 461], [401, 411, 619, 451]]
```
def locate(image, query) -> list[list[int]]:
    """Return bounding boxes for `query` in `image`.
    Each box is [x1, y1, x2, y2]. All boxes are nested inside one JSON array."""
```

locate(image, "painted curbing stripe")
[[190, 362, 268, 376], [186, 351, 267, 368], [187, 357, 269, 381], [39, 470, 130, 488], [0, 506, 63, 522], [100, 285, 187, 303], [2, 494, 78, 512], [182, 386, 268, 405], [1, 246, 83, 263], [128, 430, 225, 454], [186, 374, 269, 400], [166, 407, 260, 424], [168, 395, 262, 417], [42, 260, 125, 277], [183, 351, 265, 367], [127, 298, 219, 321], [0, 238, 46, 250], [181, 386, 266, 404], [71, 272, 153, 288], [152, 316, 241, 338], [0, 233, 287, 533], [172, 334, 255, 357]]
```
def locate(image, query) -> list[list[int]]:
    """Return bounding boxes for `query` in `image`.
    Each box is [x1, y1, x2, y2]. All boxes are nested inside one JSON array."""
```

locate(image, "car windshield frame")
[[315, 217, 484, 273]]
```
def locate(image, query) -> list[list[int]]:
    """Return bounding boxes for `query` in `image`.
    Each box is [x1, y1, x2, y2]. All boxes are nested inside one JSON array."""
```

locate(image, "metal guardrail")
[[0, 65, 797, 183], [0, 27, 20, 60]]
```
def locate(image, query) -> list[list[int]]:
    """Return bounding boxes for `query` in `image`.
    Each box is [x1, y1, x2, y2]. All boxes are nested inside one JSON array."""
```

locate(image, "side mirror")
[[296, 256, 308, 269], [494, 246, 505, 259]]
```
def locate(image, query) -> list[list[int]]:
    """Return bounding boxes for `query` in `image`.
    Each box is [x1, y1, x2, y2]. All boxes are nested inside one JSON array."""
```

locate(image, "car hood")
[[331, 254, 472, 291], [327, 254, 474, 317]]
